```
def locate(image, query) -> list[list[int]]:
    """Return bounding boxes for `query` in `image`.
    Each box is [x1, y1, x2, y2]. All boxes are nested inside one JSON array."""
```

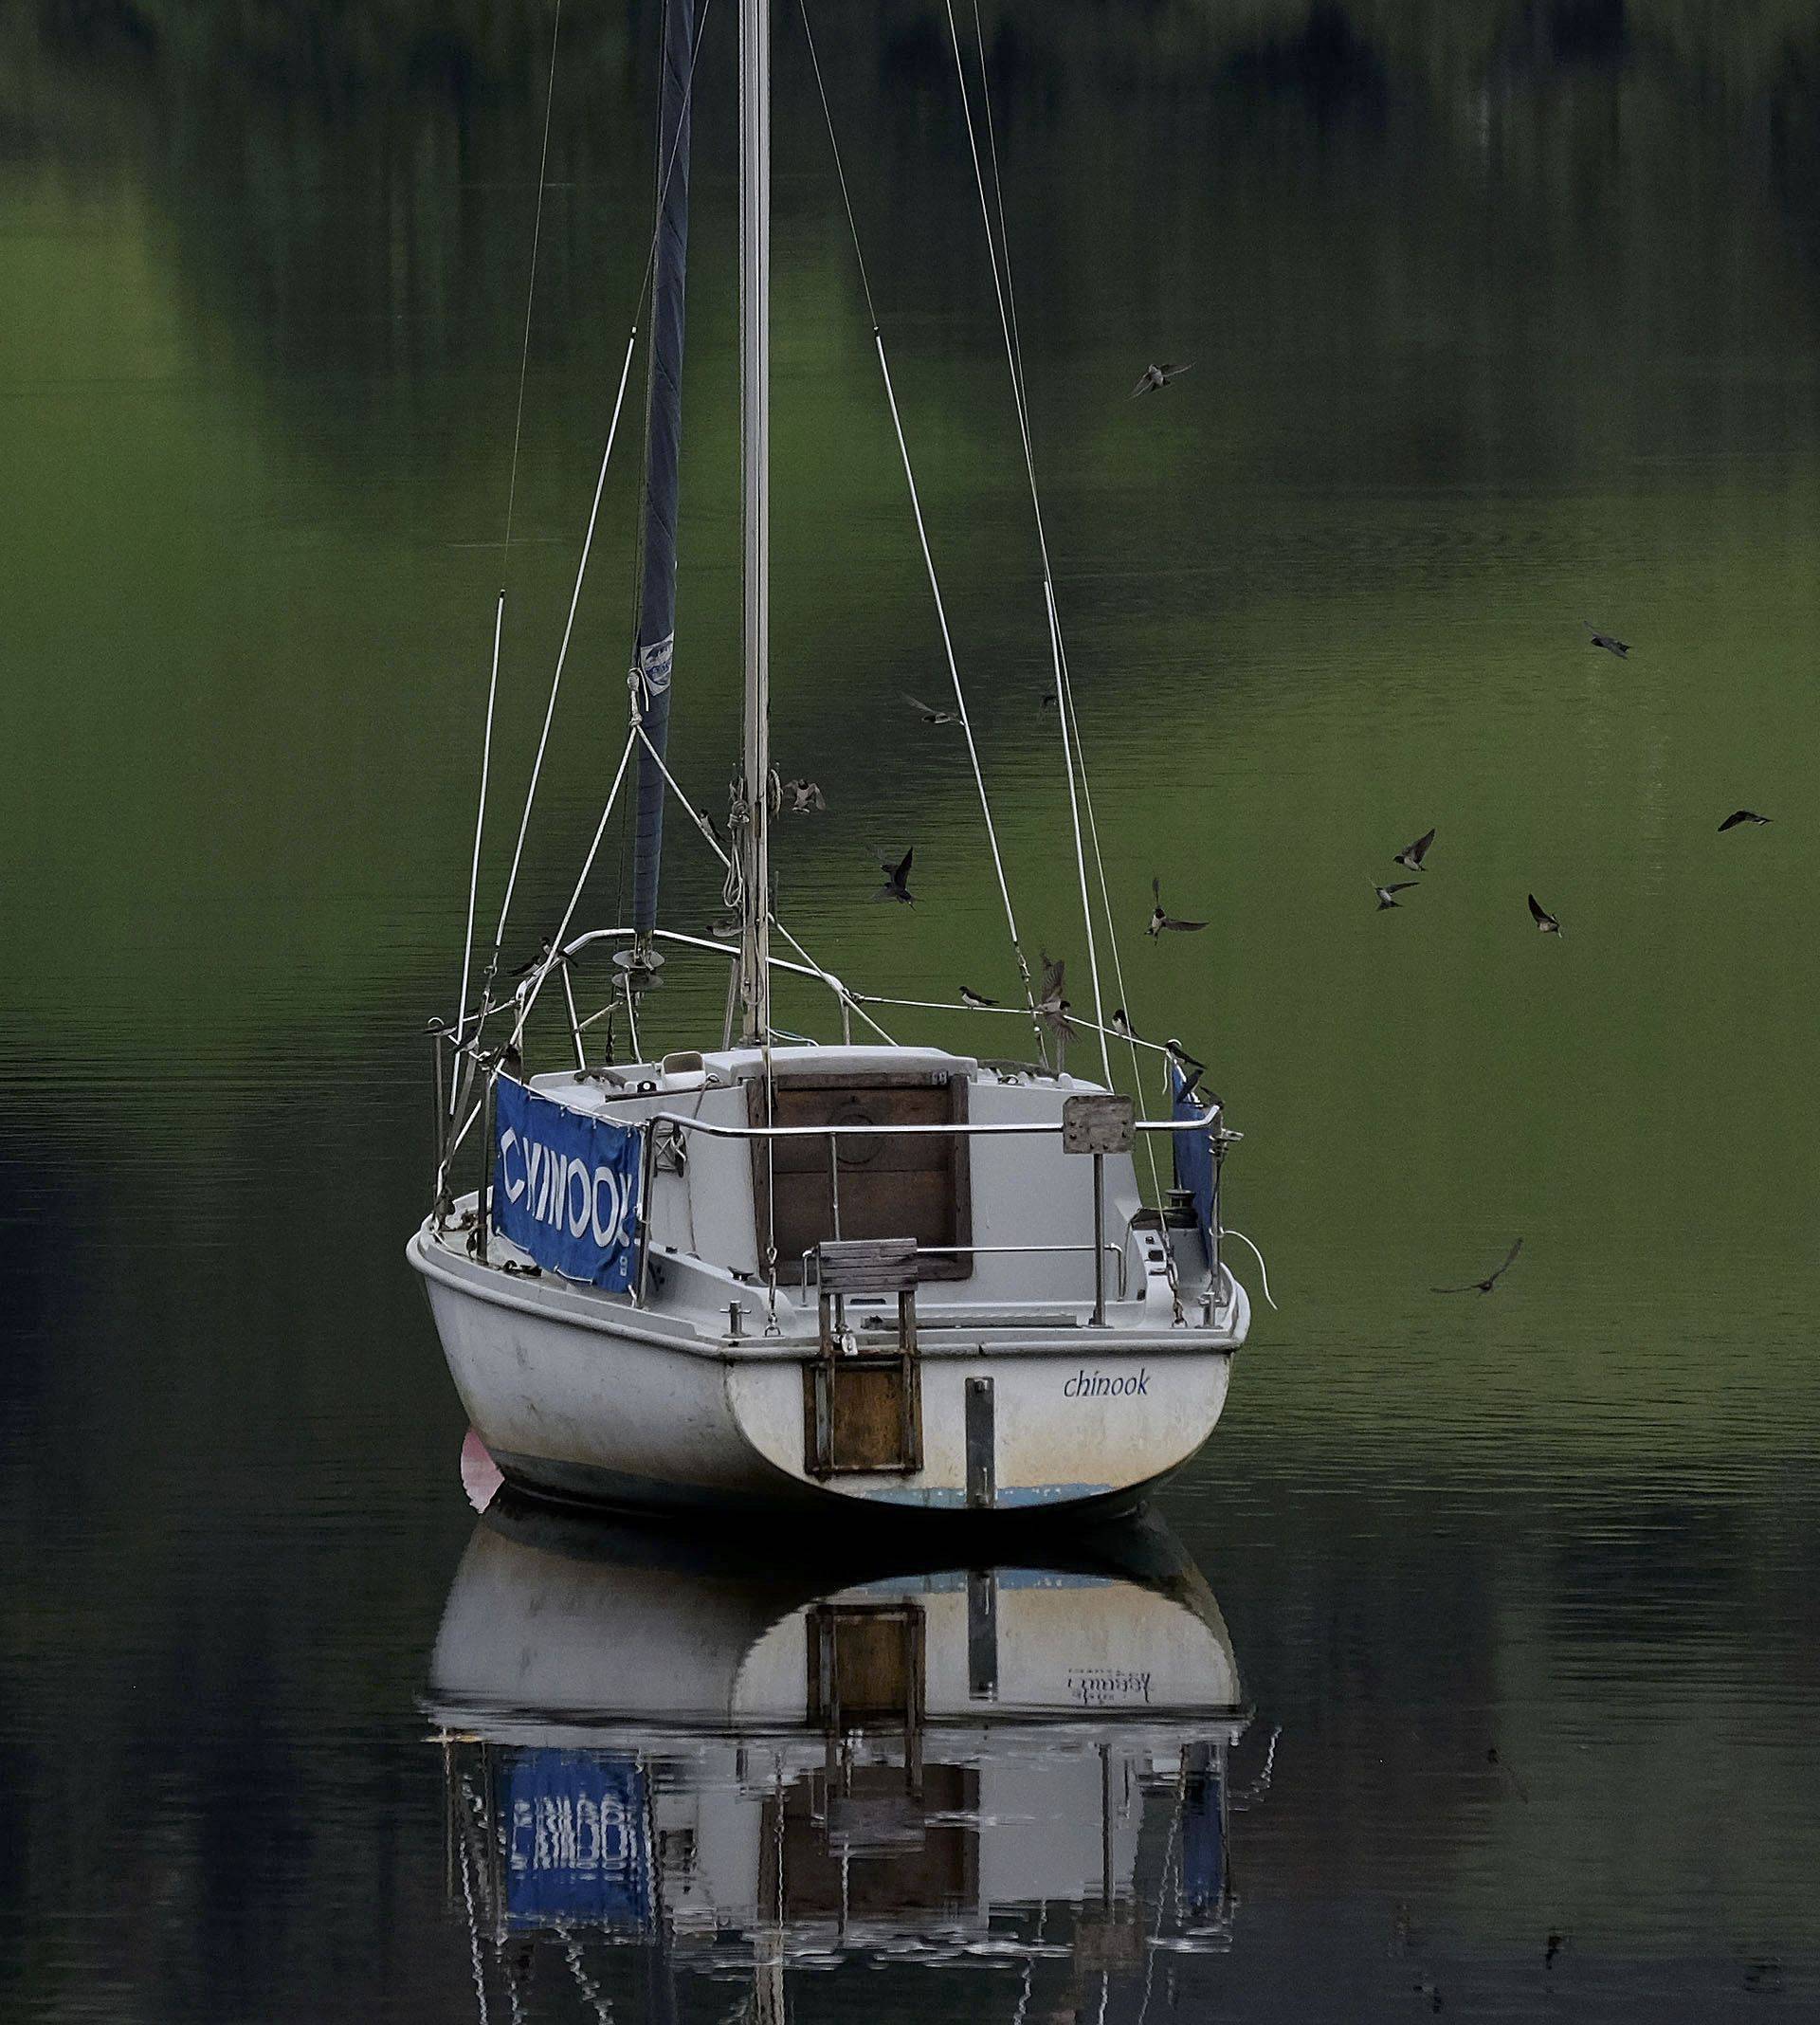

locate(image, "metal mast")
[[737, 0, 772, 1042]]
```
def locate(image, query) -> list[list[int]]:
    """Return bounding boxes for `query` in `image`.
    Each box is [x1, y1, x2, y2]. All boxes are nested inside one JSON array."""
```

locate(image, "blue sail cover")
[[492, 1076, 644, 1288], [629, 0, 696, 935], [502, 1751, 651, 1932], [1170, 1062, 1215, 1268]]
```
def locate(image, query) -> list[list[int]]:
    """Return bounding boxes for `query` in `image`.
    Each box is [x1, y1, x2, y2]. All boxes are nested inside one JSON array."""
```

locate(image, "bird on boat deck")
[[1433, 1238, 1523, 1296], [1149, 878, 1209, 936], [1528, 893, 1563, 936], [781, 777, 826, 813], [1131, 361, 1193, 398], [1393, 826, 1435, 874], [903, 692, 960, 726], [1374, 881, 1419, 910], [1719, 809, 1771, 831], [959, 985, 999, 1009], [872, 847, 916, 904], [1583, 620, 1629, 658]]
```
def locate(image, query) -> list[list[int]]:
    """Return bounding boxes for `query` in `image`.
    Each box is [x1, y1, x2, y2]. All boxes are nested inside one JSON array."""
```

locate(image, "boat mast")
[[737, 0, 772, 1043], [628, 0, 697, 948]]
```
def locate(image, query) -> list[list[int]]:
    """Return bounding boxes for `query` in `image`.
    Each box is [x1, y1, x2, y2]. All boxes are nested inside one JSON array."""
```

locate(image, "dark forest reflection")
[[4, 2, 1820, 2020]]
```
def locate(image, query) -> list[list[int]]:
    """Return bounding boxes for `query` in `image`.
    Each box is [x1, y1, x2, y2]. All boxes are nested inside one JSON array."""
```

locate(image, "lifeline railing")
[[436, 1085, 1236, 1326]]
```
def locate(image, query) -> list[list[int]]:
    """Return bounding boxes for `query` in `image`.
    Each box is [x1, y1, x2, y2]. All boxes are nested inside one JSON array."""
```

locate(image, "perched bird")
[[1433, 1239, 1523, 1296], [1149, 877, 1209, 937], [1164, 1036, 1206, 1099], [1394, 827, 1436, 874], [1545, 1932, 1566, 1970], [959, 985, 999, 1010], [903, 692, 959, 726], [1528, 893, 1563, 936], [1131, 361, 1193, 398], [1375, 881, 1419, 910], [510, 936, 571, 978], [782, 777, 826, 813], [872, 847, 916, 905], [1718, 809, 1771, 831], [1112, 1006, 1135, 1039], [1583, 620, 1629, 658]]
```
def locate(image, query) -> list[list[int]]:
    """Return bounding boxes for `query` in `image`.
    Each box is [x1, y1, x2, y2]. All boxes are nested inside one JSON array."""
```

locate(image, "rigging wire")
[[937, 3, 1111, 1076], [797, 0, 1039, 1026], [492, 331, 640, 946], [501, 0, 564, 564], [452, 590, 505, 1084], [483, 0, 717, 969], [509, 728, 640, 1044]]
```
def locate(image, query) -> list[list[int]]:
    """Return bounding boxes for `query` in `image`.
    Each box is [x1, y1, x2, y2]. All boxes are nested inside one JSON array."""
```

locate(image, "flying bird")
[[781, 777, 826, 813], [1433, 1238, 1524, 1295], [958, 985, 999, 1010], [1149, 878, 1209, 936], [1393, 827, 1435, 874], [1038, 688, 1060, 711], [707, 912, 739, 939], [872, 847, 916, 905], [903, 692, 959, 726], [1546, 1933, 1567, 1970], [1375, 882, 1419, 910], [1583, 620, 1629, 658], [1528, 893, 1563, 936], [1131, 361, 1193, 398], [1413, 1979, 1444, 2014], [1718, 809, 1770, 831]]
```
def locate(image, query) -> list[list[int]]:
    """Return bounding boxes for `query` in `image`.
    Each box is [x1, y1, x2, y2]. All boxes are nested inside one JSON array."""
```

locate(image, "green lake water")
[[3, 3, 1818, 2017]]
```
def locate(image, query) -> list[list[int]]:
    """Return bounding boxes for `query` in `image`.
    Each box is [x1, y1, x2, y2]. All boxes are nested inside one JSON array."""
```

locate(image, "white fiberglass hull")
[[410, 1223, 1244, 1519]]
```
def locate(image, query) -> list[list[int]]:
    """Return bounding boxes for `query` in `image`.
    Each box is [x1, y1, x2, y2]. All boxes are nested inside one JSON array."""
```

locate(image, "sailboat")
[[427, 1500, 1254, 2010], [407, 0, 1252, 1518]]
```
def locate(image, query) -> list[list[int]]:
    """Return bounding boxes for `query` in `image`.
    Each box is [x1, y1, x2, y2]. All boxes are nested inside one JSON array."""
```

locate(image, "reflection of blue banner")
[[502, 1752, 650, 1932], [492, 1076, 644, 1288], [1180, 1749, 1226, 1914], [1170, 1063, 1215, 1267]]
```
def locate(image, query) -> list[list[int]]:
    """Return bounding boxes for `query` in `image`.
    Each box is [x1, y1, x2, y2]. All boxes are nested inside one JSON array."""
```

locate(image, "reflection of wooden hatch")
[[749, 1072, 971, 1284], [754, 1601, 977, 1919], [805, 1238, 923, 1477]]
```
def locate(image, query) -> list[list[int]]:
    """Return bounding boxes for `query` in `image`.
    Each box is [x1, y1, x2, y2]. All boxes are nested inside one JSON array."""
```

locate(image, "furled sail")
[[629, 0, 696, 936]]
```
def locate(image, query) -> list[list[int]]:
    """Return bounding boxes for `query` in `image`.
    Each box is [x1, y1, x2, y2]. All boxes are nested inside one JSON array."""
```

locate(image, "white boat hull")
[[411, 1224, 1243, 1519]]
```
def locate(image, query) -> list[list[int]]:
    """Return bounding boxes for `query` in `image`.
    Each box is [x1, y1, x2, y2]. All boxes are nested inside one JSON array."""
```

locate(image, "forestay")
[[492, 1078, 644, 1288]]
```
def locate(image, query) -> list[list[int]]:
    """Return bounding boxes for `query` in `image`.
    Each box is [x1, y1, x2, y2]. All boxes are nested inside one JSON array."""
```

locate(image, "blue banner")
[[492, 1076, 644, 1288], [1171, 1062, 1215, 1268], [501, 1751, 651, 1932]]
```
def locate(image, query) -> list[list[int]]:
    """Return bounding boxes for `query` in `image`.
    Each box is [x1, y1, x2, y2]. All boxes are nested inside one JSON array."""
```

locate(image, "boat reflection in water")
[[426, 1501, 1257, 2018]]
